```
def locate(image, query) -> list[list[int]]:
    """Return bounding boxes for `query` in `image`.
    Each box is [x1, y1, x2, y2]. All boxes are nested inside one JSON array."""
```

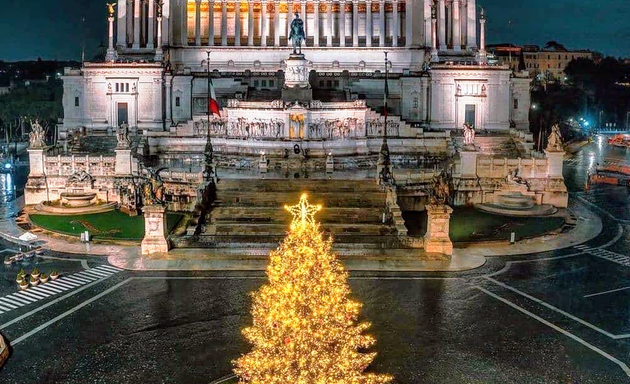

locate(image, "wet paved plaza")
[[1, 136, 630, 383]]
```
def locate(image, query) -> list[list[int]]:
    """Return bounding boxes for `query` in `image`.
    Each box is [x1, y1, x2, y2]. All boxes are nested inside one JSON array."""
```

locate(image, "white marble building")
[[59, 0, 531, 139]]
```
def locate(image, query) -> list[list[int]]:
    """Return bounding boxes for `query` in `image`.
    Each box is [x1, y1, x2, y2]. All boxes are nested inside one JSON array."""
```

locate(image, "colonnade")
[[115, 0, 478, 51]]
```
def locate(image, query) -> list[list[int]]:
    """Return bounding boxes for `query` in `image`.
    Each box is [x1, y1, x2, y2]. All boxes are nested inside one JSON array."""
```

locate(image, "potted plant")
[[17, 269, 26, 278], [3, 256, 12, 265], [18, 279, 29, 291], [30, 267, 40, 280], [50, 270, 59, 281], [29, 274, 39, 287], [40, 273, 49, 284], [16, 273, 25, 284]]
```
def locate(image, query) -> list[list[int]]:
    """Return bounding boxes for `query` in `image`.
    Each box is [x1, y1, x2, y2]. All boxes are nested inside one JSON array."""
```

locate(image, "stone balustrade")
[[44, 155, 116, 177], [475, 157, 549, 180]]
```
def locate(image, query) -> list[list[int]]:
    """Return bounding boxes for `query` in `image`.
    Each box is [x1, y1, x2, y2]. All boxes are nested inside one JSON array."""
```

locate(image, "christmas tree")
[[233, 194, 393, 384]]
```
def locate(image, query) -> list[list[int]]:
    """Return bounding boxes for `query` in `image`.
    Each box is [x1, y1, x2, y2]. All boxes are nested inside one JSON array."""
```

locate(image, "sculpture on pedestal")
[[142, 168, 166, 206], [29, 119, 46, 148], [289, 13, 306, 55], [546, 124, 564, 152], [106, 3, 116, 17], [116, 122, 131, 149], [462, 123, 476, 147], [428, 171, 451, 205]]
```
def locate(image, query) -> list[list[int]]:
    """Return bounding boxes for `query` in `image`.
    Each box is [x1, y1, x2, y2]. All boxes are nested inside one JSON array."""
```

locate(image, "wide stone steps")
[[215, 191, 386, 208], [209, 206, 385, 224], [189, 234, 402, 249], [210, 222, 395, 236], [216, 179, 384, 193]]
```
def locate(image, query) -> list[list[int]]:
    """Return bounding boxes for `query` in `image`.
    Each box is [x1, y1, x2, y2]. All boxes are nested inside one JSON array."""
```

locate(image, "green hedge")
[[30, 210, 184, 241]]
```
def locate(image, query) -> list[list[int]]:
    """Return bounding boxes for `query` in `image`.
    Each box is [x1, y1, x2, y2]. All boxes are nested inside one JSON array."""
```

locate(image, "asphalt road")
[[1, 136, 630, 383]]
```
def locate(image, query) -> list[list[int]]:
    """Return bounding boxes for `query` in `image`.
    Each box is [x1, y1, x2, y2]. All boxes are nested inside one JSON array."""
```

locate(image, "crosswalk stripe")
[[62, 276, 91, 284], [47, 281, 72, 290], [10, 293, 36, 303], [0, 303, 13, 312], [9, 294, 34, 305], [28, 286, 53, 297], [35, 284, 64, 294], [72, 272, 99, 281], [97, 265, 123, 272], [0, 298, 20, 309], [81, 270, 111, 278], [19, 291, 47, 300]]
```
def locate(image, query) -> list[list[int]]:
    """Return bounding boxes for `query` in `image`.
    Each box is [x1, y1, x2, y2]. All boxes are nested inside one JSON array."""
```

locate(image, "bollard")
[[510, 232, 516, 244]]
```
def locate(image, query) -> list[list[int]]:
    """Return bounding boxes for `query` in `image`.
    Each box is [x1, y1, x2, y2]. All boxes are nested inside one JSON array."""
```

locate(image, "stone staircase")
[[190, 178, 403, 252]]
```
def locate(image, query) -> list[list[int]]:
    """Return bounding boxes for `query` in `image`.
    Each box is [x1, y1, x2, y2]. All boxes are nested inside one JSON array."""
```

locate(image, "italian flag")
[[208, 77, 221, 117]]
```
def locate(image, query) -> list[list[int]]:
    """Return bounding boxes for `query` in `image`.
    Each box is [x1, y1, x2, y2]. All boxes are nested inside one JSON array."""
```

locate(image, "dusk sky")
[[1, 0, 629, 61]]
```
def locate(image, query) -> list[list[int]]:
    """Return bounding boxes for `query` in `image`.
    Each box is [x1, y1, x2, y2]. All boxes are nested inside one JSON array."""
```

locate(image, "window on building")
[[413, 97, 418, 109], [319, 80, 324, 87], [334, 80, 340, 87], [115, 83, 119, 92], [125, 83, 129, 92], [514, 99, 519, 109], [269, 80, 274, 87], [253, 80, 259, 87], [261, 80, 267, 87], [75, 96, 80, 107], [175, 97, 181, 107], [327, 80, 332, 87]]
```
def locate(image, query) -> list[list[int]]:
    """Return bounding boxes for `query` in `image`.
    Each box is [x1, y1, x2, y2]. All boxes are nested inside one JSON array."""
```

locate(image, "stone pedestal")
[[28, 148, 45, 177], [282, 53, 312, 101], [545, 149, 565, 179], [424, 204, 453, 256], [459, 146, 479, 178], [115, 148, 133, 175], [141, 205, 169, 255]]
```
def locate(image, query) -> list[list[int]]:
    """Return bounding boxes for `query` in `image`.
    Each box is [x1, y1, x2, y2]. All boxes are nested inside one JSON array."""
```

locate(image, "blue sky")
[[0, 0, 628, 61]]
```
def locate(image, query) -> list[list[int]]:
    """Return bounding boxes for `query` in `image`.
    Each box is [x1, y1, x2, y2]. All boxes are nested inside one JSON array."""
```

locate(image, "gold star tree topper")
[[284, 193, 322, 228]]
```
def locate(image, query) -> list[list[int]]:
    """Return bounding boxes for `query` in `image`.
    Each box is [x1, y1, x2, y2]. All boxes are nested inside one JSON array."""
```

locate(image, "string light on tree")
[[233, 193, 393, 384]]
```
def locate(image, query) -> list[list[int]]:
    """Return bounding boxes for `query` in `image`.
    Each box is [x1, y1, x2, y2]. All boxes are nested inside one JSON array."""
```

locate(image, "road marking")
[[579, 245, 630, 268], [0, 298, 21, 309], [11, 278, 133, 346], [98, 265, 123, 272], [484, 277, 630, 339], [475, 285, 630, 378], [584, 286, 630, 298], [0, 265, 123, 319], [8, 295, 32, 305]]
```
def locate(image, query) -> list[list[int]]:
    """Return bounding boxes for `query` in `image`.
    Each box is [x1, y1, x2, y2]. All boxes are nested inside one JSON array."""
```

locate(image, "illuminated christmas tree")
[[233, 194, 393, 384]]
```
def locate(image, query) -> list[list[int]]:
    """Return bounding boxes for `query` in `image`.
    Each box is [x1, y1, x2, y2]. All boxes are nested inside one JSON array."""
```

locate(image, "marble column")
[[287, 0, 293, 47], [208, 0, 215, 46], [438, 0, 446, 50], [117, 0, 127, 48], [339, 0, 345, 47], [326, 0, 333, 46], [148, 0, 155, 48], [392, 0, 398, 46], [106, 16, 117, 61], [479, 13, 487, 63], [155, 15, 164, 61], [430, 7, 438, 62], [235, 0, 241, 46], [300, 0, 307, 41], [313, 0, 320, 46], [133, 0, 141, 48], [423, 0, 431, 46], [183, 0, 189, 46], [165, 77, 172, 123], [247, 0, 254, 46], [195, 0, 202, 46], [261, 0, 268, 46], [365, 0, 372, 47], [460, 0, 467, 49], [378, 0, 385, 47], [405, 0, 411, 47], [221, 0, 228, 45], [452, 0, 460, 51], [467, 0, 477, 48], [352, 0, 358, 46], [274, 0, 280, 46]]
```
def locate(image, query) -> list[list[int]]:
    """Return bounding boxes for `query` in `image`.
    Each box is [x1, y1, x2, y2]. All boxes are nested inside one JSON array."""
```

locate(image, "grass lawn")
[[403, 207, 565, 243], [30, 210, 184, 241]]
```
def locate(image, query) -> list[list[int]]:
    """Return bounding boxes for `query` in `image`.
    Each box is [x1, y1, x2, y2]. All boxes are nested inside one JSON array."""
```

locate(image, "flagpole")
[[207, 51, 211, 133], [378, 51, 392, 186]]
